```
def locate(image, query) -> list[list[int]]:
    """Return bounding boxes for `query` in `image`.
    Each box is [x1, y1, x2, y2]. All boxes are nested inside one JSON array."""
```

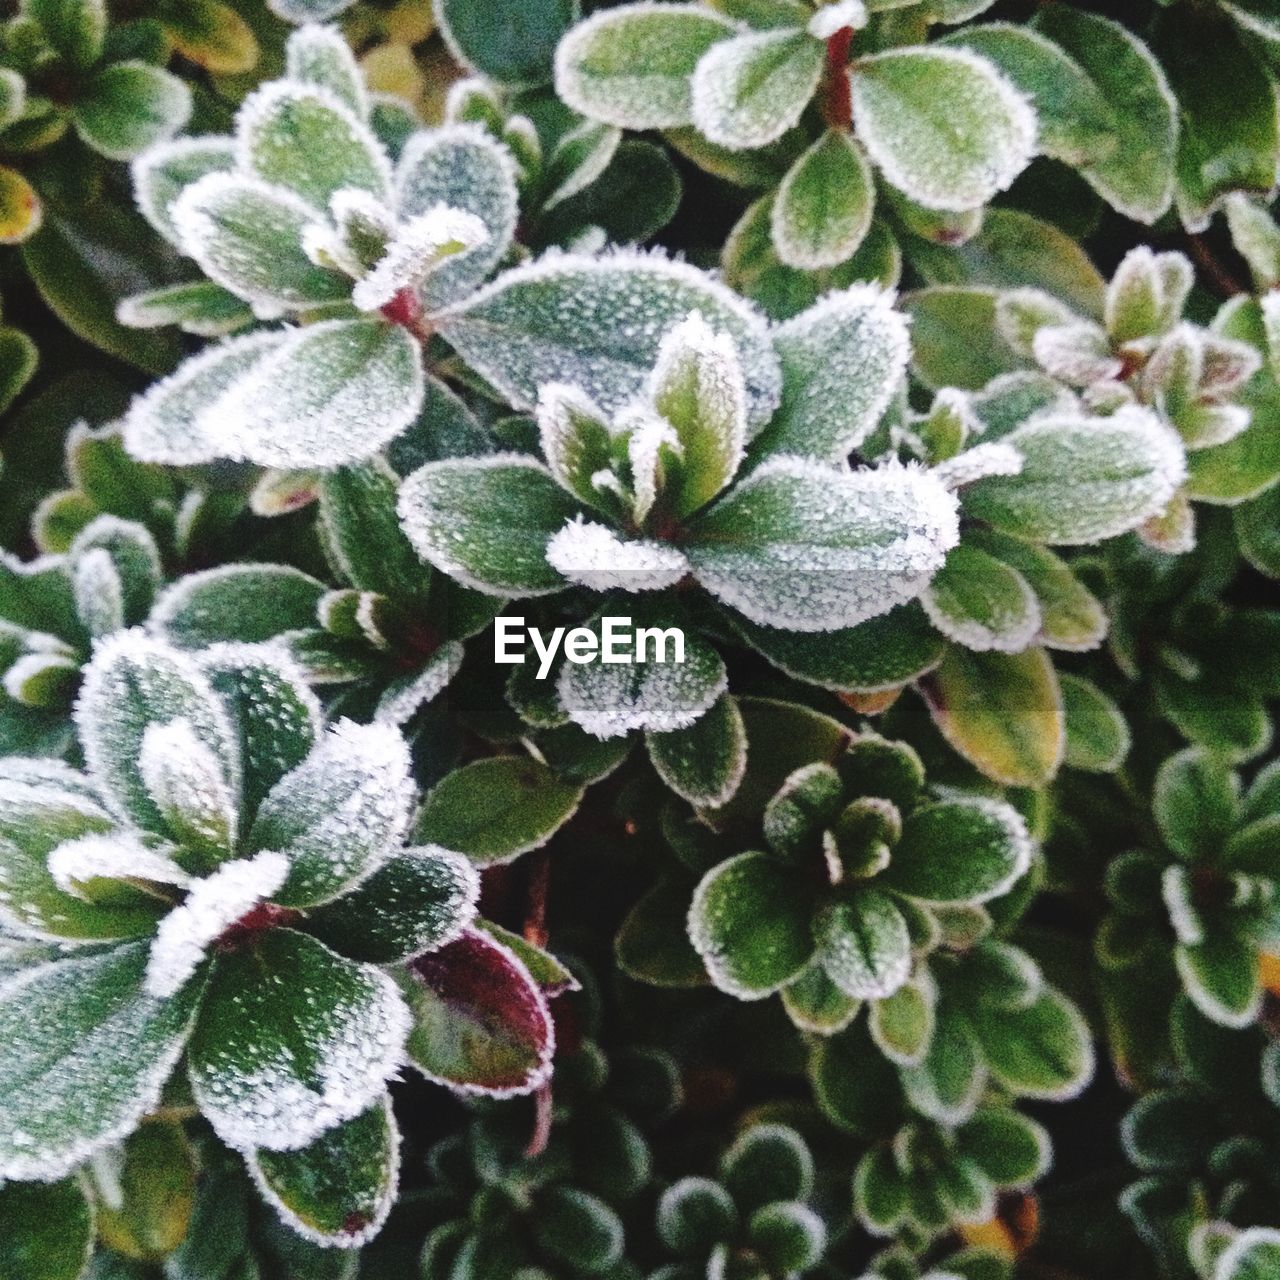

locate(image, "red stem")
[[821, 28, 854, 130]]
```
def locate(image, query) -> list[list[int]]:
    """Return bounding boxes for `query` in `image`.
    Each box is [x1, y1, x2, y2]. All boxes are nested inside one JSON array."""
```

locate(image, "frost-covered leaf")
[[285, 23, 368, 117], [922, 645, 1063, 788], [1177, 934, 1261, 1029], [647, 311, 747, 519], [1106, 246, 1192, 344], [132, 137, 235, 249], [690, 29, 824, 151], [414, 757, 584, 866], [545, 520, 689, 592], [145, 851, 289, 999], [1154, 746, 1239, 862], [554, 4, 739, 130], [248, 1097, 397, 1247], [350, 205, 488, 313], [188, 928, 409, 1151], [964, 408, 1187, 545], [685, 458, 959, 632], [732, 603, 945, 694], [172, 174, 349, 310], [26, 0, 106, 70], [689, 851, 815, 998], [772, 129, 874, 271], [122, 330, 287, 465], [900, 1008, 984, 1124], [0, 783, 166, 942], [536, 384, 615, 509], [236, 82, 390, 208], [869, 973, 935, 1066], [139, 717, 240, 861], [208, 319, 424, 469], [152, 564, 326, 649], [397, 455, 582, 596], [306, 846, 478, 963], [437, 251, 780, 432], [971, 988, 1094, 1099], [923, 542, 1040, 653], [393, 125, 519, 309], [1061, 673, 1130, 772], [201, 644, 322, 825], [374, 644, 465, 726], [814, 889, 912, 1000], [647, 693, 747, 806], [1214, 1228, 1280, 1280], [249, 719, 413, 907], [399, 926, 555, 1096], [758, 285, 910, 463], [117, 280, 255, 338], [558, 610, 727, 738], [75, 631, 241, 837], [0, 1177, 94, 1280], [73, 62, 192, 162], [848, 47, 1036, 211], [883, 797, 1030, 904], [1030, 6, 1176, 223], [941, 24, 1118, 168], [540, 120, 620, 210], [0, 942, 202, 1180], [1225, 194, 1280, 293]]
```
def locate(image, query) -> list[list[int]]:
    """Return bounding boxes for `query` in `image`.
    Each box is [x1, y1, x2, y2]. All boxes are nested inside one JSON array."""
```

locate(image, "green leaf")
[[437, 0, 579, 86], [922, 645, 1064, 788], [749, 1203, 825, 1274], [869, 974, 935, 1066], [732, 603, 945, 694], [657, 1177, 738, 1254], [554, 3, 739, 130], [647, 693, 747, 807], [923, 543, 1040, 654], [814, 888, 912, 1000], [0, 1177, 94, 1280], [437, 251, 780, 431], [616, 876, 710, 988], [189, 929, 409, 1151], [648, 311, 747, 519], [690, 28, 824, 151], [1236, 484, 1280, 578], [117, 279, 254, 337], [1061, 673, 1129, 772], [172, 173, 350, 310], [211, 318, 424, 469], [1154, 746, 1239, 861], [757, 284, 910, 462], [1214, 1228, 1280, 1280], [811, 1022, 905, 1136], [400, 926, 554, 1095], [902, 287, 1020, 391], [966, 528, 1106, 652], [971, 988, 1094, 1099], [153, 564, 326, 649], [901, 1006, 985, 1123], [75, 631, 240, 838], [941, 23, 1117, 168], [73, 62, 191, 161], [956, 1109, 1049, 1186], [1157, 10, 1279, 233], [237, 82, 390, 207], [885, 797, 1030, 904], [131, 136, 236, 249], [306, 847, 478, 964], [249, 720, 413, 907], [0, 325, 36, 415], [854, 1146, 908, 1234], [26, 0, 105, 70], [964, 407, 1187, 545], [558, 611, 727, 739], [686, 457, 958, 631], [0, 942, 201, 1180], [94, 1118, 196, 1261], [249, 1098, 398, 1247], [1030, 5, 1175, 223], [848, 47, 1035, 211], [770, 128, 873, 270], [22, 207, 180, 374], [398, 455, 581, 596], [284, 22, 365, 114], [414, 756, 583, 866], [782, 963, 860, 1035], [394, 124, 520, 310], [721, 1123, 813, 1211], [688, 850, 815, 997]]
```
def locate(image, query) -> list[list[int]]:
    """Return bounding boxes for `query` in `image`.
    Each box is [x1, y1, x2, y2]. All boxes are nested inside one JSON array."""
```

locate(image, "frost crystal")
[[351, 204, 489, 311], [139, 717, 240, 855], [48, 833, 191, 899], [146, 851, 290, 999], [546, 518, 689, 592]]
